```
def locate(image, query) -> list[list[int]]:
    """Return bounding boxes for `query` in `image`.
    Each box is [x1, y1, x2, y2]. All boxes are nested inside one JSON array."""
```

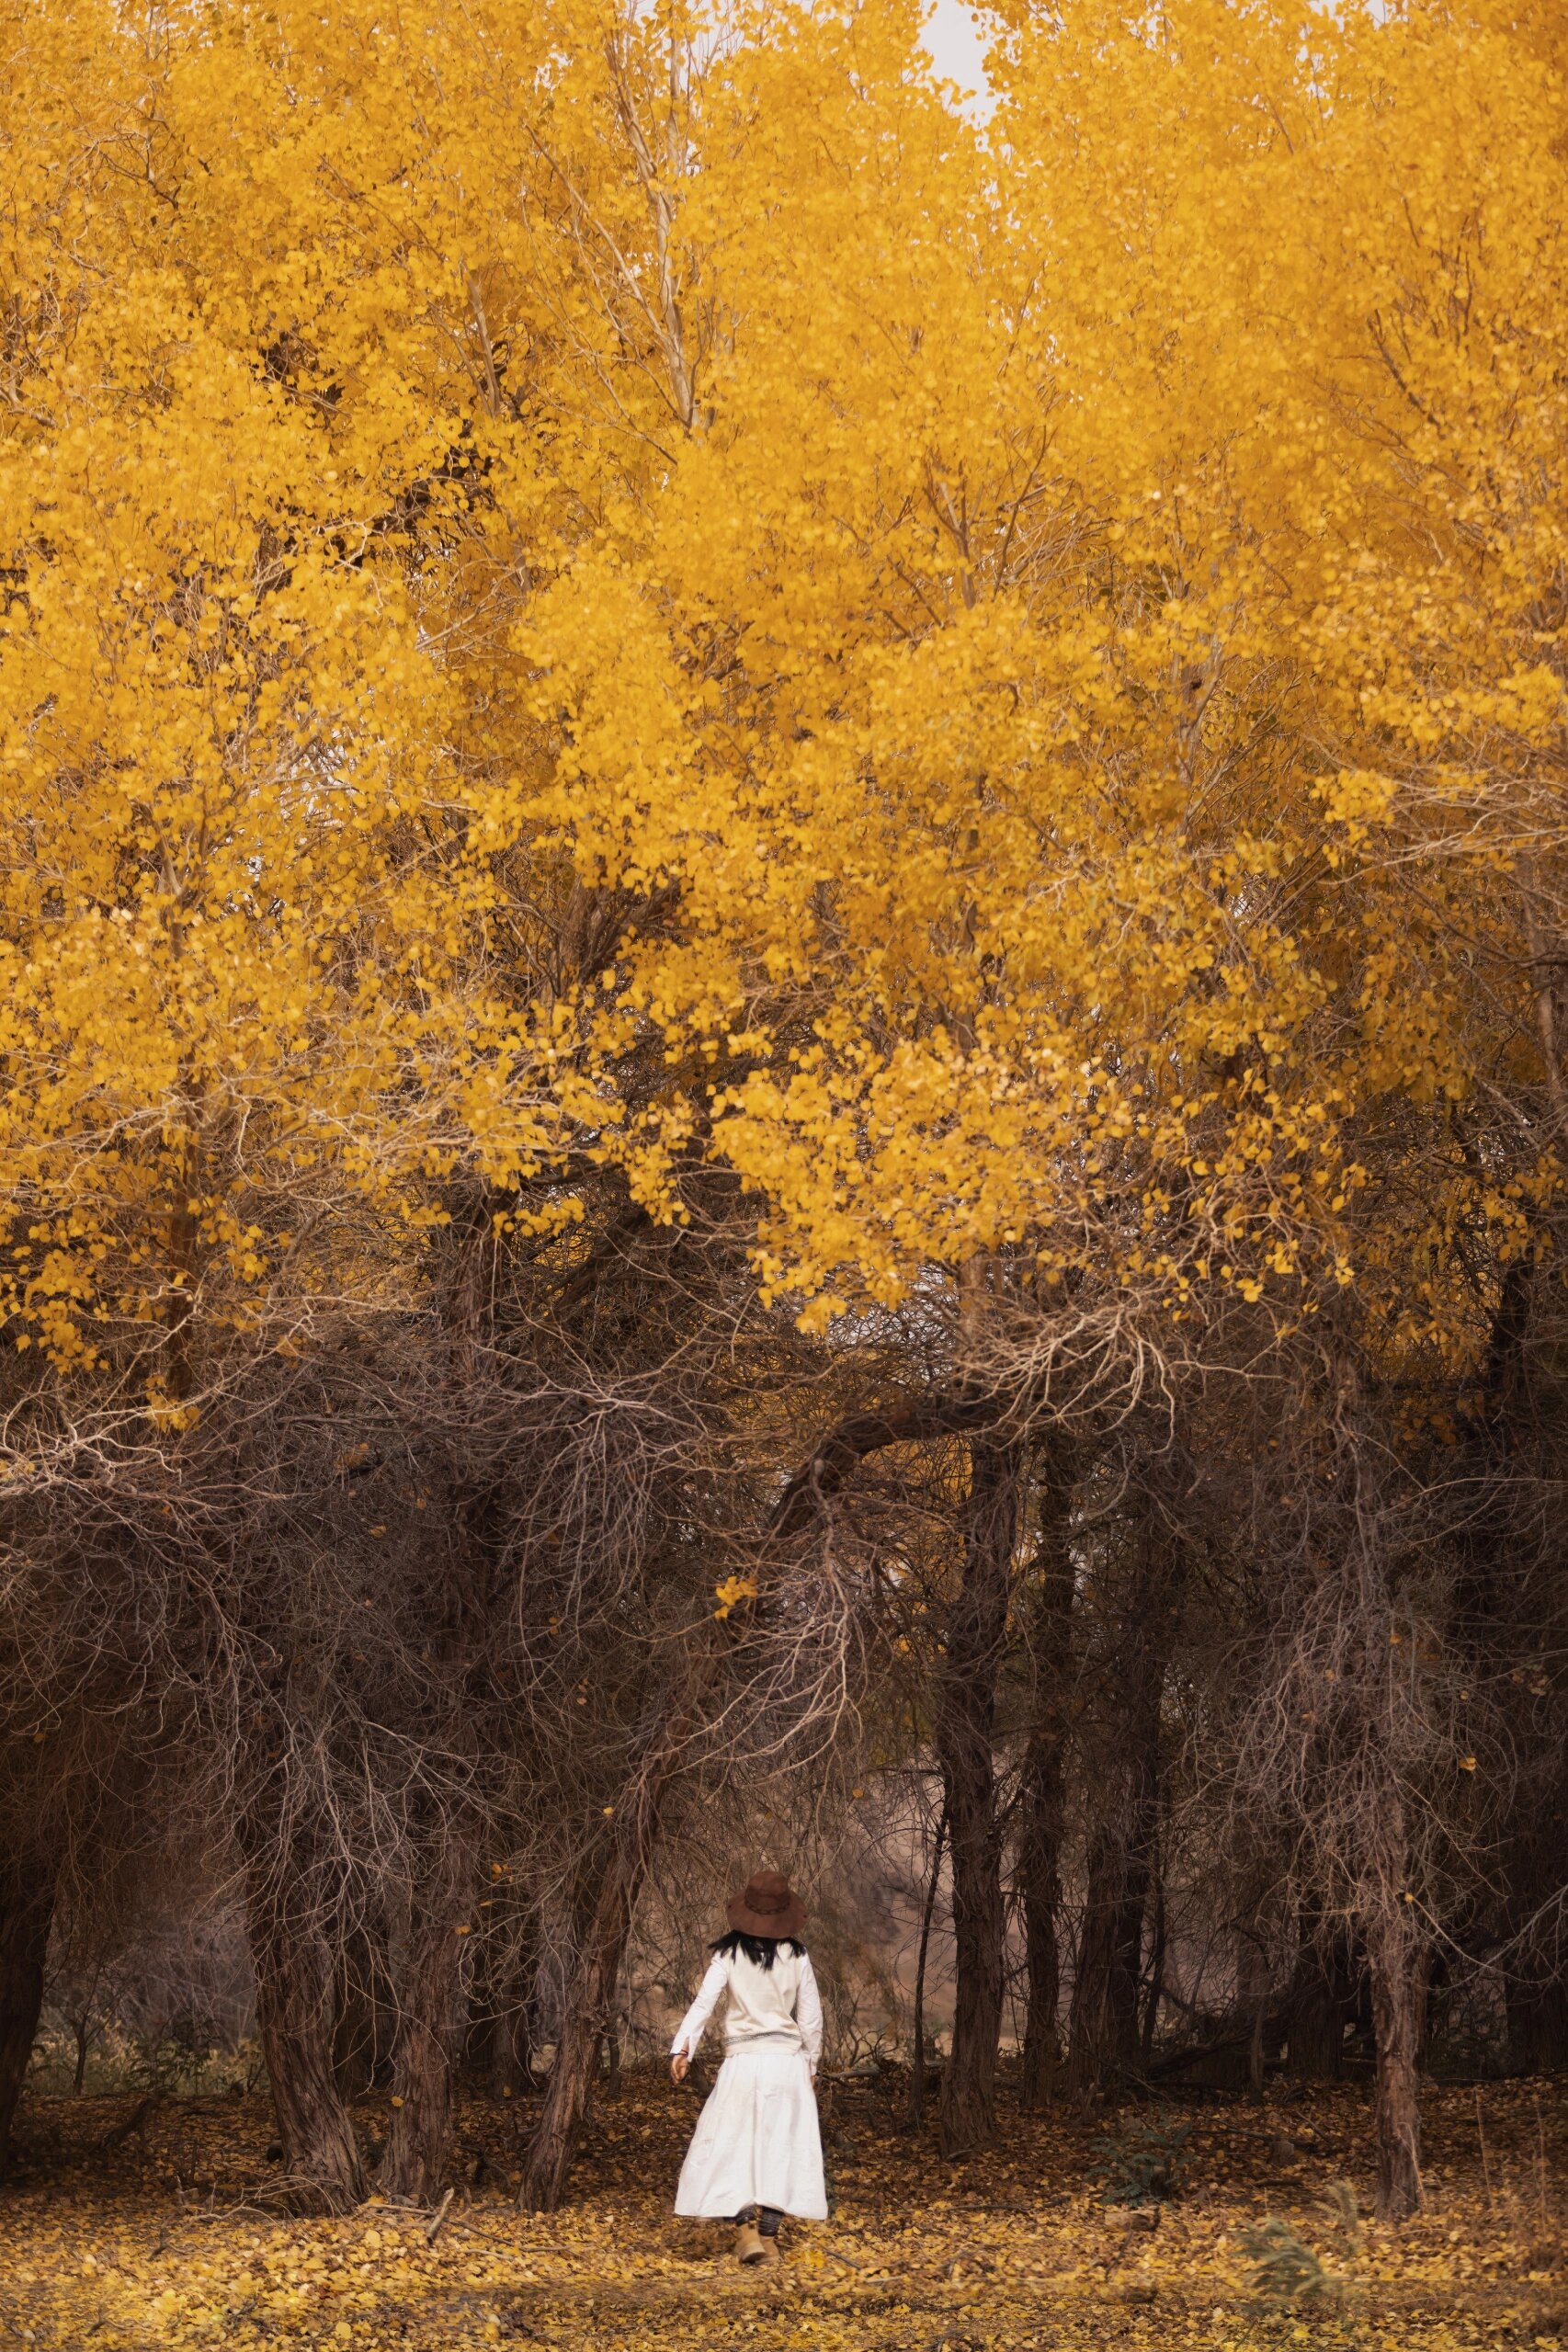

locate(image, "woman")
[[669, 1867, 826, 2266]]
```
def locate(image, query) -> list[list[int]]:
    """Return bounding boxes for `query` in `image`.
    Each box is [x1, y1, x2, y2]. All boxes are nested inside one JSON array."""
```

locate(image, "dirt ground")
[[0, 2072, 1562, 2350]]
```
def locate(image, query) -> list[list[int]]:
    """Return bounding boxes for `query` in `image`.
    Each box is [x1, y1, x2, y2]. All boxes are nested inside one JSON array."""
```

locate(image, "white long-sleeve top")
[[671, 1943, 824, 2067]]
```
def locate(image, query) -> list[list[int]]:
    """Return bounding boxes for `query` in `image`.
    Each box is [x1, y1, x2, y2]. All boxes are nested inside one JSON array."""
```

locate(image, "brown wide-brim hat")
[[727, 1867, 807, 1941]]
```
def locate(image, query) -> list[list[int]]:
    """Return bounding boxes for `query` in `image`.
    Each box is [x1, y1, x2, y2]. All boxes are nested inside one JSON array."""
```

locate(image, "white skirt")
[[674, 2040, 827, 2219]]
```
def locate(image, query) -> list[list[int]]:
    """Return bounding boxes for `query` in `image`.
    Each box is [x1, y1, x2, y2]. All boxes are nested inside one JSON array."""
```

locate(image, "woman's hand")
[[670, 2047, 690, 2085]]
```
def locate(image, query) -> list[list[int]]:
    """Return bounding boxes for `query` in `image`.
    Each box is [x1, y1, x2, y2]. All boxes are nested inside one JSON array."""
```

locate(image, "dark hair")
[[710, 1927, 806, 1971]]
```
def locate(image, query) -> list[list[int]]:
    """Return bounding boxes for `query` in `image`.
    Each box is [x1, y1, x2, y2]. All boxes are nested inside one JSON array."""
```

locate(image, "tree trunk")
[[519, 1829, 642, 2210], [1067, 1813, 1160, 2092], [1018, 1748, 1066, 2107], [909, 1802, 948, 2129], [517, 1666, 709, 2211], [238, 1790, 366, 2214], [1018, 1451, 1075, 2110], [1366, 1897, 1425, 2220], [1448, 1266, 1562, 2078], [1067, 1506, 1171, 2100], [381, 1809, 482, 2205], [1141, 1869, 1167, 2066], [1111, 1776, 1156, 2059], [1068, 1828, 1130, 2098], [935, 1434, 1023, 2159], [0, 1836, 58, 2170]]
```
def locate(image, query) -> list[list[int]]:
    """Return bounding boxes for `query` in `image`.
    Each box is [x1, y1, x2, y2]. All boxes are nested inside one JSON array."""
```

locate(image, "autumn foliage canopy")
[[1, 0, 1561, 1356]]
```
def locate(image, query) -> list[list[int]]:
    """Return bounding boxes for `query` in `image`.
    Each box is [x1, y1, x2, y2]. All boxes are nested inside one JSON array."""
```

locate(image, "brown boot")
[[756, 2233, 781, 2265], [734, 2221, 767, 2266]]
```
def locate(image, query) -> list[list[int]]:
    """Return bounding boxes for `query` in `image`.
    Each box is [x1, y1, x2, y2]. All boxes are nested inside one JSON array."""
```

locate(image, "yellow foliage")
[[1, 0, 1562, 1382]]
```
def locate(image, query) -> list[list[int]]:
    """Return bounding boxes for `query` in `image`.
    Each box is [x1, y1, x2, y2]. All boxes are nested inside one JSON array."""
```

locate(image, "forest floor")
[[0, 2071, 1563, 2352]]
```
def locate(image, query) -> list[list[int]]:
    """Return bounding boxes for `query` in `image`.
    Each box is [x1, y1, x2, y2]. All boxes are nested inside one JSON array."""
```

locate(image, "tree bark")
[[238, 1788, 366, 2214], [1366, 1895, 1425, 2219], [1018, 1451, 1076, 2109], [1141, 1869, 1167, 2067], [1338, 1496, 1426, 2221], [0, 1835, 59, 2170], [518, 1823, 644, 2210], [517, 1669, 706, 2211], [1067, 1498, 1174, 2099], [1069, 1827, 1133, 2097], [909, 1802, 948, 2129], [1448, 1264, 1563, 2080], [1112, 1771, 1157, 2057], [935, 1434, 1024, 2158], [381, 1807, 483, 2205]]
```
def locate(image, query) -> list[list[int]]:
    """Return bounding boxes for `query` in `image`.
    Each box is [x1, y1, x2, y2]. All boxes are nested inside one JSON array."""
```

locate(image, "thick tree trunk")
[[518, 1669, 707, 2211], [1449, 1267, 1563, 2079], [381, 1809, 482, 2205], [1366, 1897, 1425, 2219], [935, 1434, 1024, 2159], [1018, 1453, 1076, 2110], [1067, 1693, 1165, 2097], [1068, 1820, 1169, 2091], [238, 1790, 366, 2214], [1112, 1774, 1157, 2055], [250, 1934, 366, 2213], [1068, 1829, 1132, 2097], [1339, 1529, 1425, 2222], [1067, 1509, 1170, 2100], [1018, 1784, 1065, 2106], [519, 1830, 642, 2210], [0, 1836, 59, 2170]]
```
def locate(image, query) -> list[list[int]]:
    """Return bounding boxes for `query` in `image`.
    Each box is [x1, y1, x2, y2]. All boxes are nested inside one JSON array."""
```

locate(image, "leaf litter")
[[0, 2076, 1562, 2351]]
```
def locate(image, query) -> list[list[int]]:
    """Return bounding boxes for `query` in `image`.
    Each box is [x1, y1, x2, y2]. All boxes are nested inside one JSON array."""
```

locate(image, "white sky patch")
[[920, 0, 994, 118]]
